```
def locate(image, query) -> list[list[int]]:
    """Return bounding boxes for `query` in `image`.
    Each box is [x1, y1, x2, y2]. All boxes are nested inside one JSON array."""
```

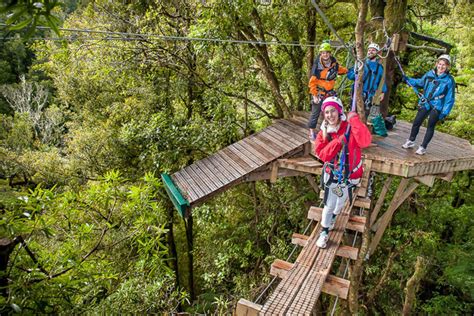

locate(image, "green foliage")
[[1, 172, 187, 313], [0, 0, 472, 314], [1, 0, 62, 37]]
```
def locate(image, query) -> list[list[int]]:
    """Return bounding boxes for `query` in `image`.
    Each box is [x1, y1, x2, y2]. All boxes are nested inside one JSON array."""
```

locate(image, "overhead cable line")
[[0, 22, 337, 48]]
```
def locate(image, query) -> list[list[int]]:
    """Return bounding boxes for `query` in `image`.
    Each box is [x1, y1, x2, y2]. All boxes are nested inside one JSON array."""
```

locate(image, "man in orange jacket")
[[308, 42, 348, 141]]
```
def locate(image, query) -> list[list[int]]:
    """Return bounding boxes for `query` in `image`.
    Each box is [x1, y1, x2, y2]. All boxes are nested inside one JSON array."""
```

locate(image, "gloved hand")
[[402, 75, 408, 83], [312, 95, 320, 104]]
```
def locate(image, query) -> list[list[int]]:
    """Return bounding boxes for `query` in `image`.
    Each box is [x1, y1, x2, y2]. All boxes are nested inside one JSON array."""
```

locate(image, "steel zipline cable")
[[0, 22, 332, 48]]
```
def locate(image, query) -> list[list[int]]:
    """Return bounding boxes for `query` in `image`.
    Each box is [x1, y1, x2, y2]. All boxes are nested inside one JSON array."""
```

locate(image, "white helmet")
[[438, 54, 451, 65], [368, 43, 380, 51]]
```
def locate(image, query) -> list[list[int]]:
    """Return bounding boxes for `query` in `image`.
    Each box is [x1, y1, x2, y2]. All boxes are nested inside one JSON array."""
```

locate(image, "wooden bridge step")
[[322, 275, 350, 300], [307, 206, 366, 233], [276, 156, 323, 174], [270, 260, 350, 300], [236, 298, 262, 316], [319, 190, 372, 209], [291, 234, 359, 260]]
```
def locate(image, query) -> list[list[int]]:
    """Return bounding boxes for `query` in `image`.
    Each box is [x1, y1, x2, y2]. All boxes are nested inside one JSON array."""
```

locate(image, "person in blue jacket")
[[401, 54, 455, 155], [347, 43, 387, 117]]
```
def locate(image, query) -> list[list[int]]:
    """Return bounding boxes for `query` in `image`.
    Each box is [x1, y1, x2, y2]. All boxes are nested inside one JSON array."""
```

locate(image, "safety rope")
[[394, 56, 432, 108], [310, 0, 360, 63]]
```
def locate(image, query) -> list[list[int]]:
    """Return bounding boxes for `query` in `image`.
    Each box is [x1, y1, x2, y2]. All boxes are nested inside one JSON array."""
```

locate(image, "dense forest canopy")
[[0, 0, 472, 314]]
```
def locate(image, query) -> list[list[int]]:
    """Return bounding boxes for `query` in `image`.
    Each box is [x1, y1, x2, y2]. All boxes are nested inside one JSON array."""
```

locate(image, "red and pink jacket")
[[315, 114, 372, 180]]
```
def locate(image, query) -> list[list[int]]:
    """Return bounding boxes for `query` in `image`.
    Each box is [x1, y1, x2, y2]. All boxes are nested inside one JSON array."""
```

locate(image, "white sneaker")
[[415, 146, 426, 155], [402, 140, 415, 149], [316, 231, 329, 248], [329, 217, 336, 231]]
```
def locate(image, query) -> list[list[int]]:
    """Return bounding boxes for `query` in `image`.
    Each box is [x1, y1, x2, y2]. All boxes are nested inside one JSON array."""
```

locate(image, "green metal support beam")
[[161, 173, 189, 217]]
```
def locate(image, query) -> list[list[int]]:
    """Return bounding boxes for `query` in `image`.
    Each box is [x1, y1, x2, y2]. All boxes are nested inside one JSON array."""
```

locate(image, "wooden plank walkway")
[[171, 119, 309, 206], [260, 193, 359, 315]]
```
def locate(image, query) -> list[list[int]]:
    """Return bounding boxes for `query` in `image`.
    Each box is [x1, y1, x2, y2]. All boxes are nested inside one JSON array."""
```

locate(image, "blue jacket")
[[407, 70, 455, 119], [347, 59, 387, 100]]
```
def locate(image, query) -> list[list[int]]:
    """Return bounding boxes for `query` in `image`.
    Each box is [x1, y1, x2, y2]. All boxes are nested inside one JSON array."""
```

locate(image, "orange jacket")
[[309, 56, 348, 96]]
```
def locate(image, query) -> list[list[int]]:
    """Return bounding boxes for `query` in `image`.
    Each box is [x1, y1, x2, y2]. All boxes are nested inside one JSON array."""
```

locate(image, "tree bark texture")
[[236, 9, 290, 118], [402, 256, 427, 315], [353, 0, 369, 121], [379, 0, 408, 117], [0, 238, 20, 298]]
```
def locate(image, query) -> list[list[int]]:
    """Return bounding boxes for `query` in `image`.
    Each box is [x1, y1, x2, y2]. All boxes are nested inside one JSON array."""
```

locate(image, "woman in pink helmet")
[[314, 96, 372, 248]]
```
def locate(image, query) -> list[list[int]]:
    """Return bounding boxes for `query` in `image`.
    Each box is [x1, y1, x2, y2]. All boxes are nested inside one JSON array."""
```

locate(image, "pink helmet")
[[321, 96, 344, 114]]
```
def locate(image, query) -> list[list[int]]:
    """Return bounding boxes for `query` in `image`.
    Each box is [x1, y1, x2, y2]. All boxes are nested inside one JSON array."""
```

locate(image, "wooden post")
[[270, 161, 279, 183], [306, 174, 320, 194], [184, 214, 195, 301], [236, 299, 262, 316], [370, 176, 393, 227]]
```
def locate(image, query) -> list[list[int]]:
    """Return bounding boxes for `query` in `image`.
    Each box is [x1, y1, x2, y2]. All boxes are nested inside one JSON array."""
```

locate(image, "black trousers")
[[409, 106, 440, 149]]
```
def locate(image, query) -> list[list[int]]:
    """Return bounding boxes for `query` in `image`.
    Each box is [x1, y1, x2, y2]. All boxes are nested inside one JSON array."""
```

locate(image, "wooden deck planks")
[[171, 114, 473, 208], [171, 119, 309, 206]]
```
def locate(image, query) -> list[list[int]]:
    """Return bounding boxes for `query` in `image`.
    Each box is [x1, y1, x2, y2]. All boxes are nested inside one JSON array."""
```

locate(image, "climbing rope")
[[394, 56, 431, 107], [310, 0, 361, 63]]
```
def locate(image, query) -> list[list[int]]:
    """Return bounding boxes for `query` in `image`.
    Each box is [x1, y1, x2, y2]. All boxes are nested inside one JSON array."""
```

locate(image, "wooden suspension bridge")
[[161, 112, 474, 315]]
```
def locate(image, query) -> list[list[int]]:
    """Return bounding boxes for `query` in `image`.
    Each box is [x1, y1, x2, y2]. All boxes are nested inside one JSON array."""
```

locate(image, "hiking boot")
[[415, 146, 426, 155], [402, 140, 415, 149], [316, 231, 329, 248]]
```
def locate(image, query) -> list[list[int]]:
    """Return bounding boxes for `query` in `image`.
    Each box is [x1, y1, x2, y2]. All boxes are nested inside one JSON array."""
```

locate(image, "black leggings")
[[409, 107, 440, 149]]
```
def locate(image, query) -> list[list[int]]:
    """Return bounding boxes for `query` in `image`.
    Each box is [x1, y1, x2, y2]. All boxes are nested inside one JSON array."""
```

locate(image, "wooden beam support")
[[270, 259, 294, 279], [358, 159, 373, 197], [370, 176, 393, 226], [322, 275, 350, 300], [336, 245, 359, 260], [270, 161, 279, 183], [369, 179, 419, 255], [306, 174, 320, 194], [244, 169, 306, 182], [277, 157, 323, 175], [437, 172, 455, 182], [236, 299, 262, 316], [291, 233, 309, 247], [414, 175, 436, 187], [307, 207, 366, 233]]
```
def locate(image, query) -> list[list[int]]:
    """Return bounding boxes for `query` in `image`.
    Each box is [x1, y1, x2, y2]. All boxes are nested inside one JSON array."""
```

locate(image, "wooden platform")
[[291, 111, 474, 178], [171, 119, 309, 208], [170, 111, 474, 214]]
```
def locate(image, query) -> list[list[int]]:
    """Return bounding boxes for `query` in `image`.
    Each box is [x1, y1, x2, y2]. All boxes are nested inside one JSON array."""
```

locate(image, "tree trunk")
[[236, 9, 290, 118], [353, 0, 369, 121], [366, 249, 397, 304], [379, 0, 408, 117], [0, 237, 20, 298], [402, 256, 427, 315]]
